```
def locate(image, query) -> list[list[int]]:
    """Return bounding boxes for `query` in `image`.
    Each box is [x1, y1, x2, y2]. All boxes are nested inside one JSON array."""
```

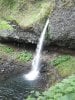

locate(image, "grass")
[[0, 43, 32, 62], [0, 20, 13, 30], [0, 44, 14, 53], [1, 0, 16, 9], [26, 75, 75, 100], [51, 55, 75, 77], [0, 0, 55, 28], [16, 51, 32, 62], [51, 55, 70, 66]]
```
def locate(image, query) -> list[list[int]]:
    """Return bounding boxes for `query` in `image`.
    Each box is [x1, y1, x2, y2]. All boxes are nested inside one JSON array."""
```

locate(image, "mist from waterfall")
[[24, 18, 49, 81]]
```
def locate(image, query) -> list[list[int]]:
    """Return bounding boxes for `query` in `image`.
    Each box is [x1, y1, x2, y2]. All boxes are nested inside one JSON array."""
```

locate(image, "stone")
[[0, 0, 75, 49], [48, 3, 75, 48]]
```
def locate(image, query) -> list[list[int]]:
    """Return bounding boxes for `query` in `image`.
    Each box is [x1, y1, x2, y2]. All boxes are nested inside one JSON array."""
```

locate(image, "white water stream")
[[24, 19, 49, 81]]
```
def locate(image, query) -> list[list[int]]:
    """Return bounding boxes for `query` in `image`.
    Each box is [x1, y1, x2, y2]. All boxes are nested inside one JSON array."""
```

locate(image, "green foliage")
[[3, 47, 14, 53], [1, 0, 16, 9], [0, 44, 14, 53], [17, 51, 32, 62], [59, 93, 75, 100], [51, 55, 70, 66], [51, 55, 75, 77], [0, 20, 13, 30], [0, 0, 55, 27], [26, 75, 75, 100], [0, 43, 32, 63]]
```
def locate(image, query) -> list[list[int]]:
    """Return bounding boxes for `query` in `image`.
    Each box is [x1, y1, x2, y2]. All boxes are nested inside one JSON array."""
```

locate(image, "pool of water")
[[0, 58, 61, 100], [0, 68, 49, 100]]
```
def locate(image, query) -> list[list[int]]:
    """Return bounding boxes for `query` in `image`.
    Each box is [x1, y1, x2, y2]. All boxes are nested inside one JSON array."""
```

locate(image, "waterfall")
[[24, 18, 49, 81]]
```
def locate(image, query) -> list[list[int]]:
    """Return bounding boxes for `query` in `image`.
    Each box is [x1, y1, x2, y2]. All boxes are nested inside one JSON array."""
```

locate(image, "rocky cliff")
[[0, 0, 75, 49]]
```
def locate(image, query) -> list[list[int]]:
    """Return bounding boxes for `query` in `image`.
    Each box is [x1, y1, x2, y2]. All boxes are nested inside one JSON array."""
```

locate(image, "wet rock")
[[0, 0, 75, 48], [48, 2, 75, 49], [0, 58, 31, 81], [40, 61, 48, 73], [0, 0, 54, 44], [0, 19, 46, 44], [0, 87, 23, 100]]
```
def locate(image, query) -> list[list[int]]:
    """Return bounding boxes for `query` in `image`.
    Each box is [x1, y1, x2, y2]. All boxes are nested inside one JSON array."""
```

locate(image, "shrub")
[[17, 51, 32, 62], [50, 55, 75, 77], [51, 55, 70, 66], [0, 44, 14, 53], [26, 75, 75, 100]]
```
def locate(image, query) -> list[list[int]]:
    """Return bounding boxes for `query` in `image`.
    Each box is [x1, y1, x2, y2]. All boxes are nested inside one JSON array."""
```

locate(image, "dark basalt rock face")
[[0, 0, 75, 49], [48, 2, 75, 49], [0, 20, 45, 44]]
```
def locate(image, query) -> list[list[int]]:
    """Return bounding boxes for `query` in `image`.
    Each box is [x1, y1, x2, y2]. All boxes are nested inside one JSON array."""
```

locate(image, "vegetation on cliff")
[[51, 55, 75, 77], [0, 43, 32, 62], [0, 0, 55, 28], [0, 20, 13, 30]]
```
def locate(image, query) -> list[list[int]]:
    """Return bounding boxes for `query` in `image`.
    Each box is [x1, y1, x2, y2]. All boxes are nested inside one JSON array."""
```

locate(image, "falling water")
[[24, 18, 49, 81]]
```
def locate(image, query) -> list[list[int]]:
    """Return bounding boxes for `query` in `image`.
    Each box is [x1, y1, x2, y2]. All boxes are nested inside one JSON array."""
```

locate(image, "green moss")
[[0, 44, 14, 53], [51, 55, 75, 77], [0, 0, 55, 28], [51, 55, 70, 66], [0, 0, 16, 9], [3, 47, 14, 53], [59, 93, 75, 100], [16, 51, 32, 62], [0, 43, 32, 63], [0, 20, 13, 30], [15, 0, 55, 28], [26, 75, 75, 100]]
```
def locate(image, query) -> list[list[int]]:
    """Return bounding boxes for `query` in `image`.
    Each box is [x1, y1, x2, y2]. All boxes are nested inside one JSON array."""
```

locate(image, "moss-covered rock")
[[0, 20, 13, 30], [0, 0, 55, 28], [0, 43, 32, 63], [51, 55, 75, 77], [0, 0, 55, 43], [16, 51, 32, 62]]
